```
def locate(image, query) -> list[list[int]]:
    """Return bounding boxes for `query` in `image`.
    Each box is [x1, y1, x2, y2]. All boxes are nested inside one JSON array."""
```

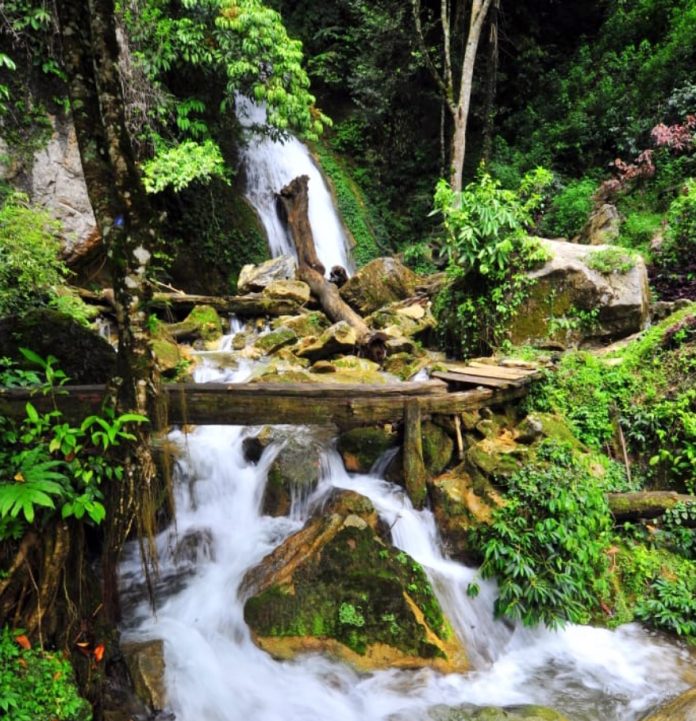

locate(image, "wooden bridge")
[[0, 362, 541, 429]]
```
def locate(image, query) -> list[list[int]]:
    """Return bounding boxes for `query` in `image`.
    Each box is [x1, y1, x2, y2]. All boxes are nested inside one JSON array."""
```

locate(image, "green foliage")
[[142, 139, 227, 194], [618, 207, 663, 252], [123, 0, 329, 141], [540, 178, 597, 239], [338, 602, 365, 628], [0, 193, 67, 317], [472, 441, 612, 627], [660, 177, 696, 265], [432, 169, 552, 357], [586, 247, 637, 275], [0, 627, 91, 721], [313, 143, 383, 266], [659, 502, 696, 559], [0, 352, 147, 540]]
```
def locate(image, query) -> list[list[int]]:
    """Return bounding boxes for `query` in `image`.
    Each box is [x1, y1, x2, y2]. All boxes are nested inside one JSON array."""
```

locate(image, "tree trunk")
[[449, 0, 494, 192], [56, 0, 162, 621], [278, 176, 370, 339], [607, 491, 696, 524], [481, 0, 500, 163]]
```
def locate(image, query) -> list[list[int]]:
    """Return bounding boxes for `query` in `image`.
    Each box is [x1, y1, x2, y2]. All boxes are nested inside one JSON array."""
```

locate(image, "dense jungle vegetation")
[[0, 0, 694, 719]]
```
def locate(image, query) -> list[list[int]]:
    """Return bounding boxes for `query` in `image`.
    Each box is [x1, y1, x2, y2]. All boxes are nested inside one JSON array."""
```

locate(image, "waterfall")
[[237, 96, 352, 273], [119, 350, 694, 721]]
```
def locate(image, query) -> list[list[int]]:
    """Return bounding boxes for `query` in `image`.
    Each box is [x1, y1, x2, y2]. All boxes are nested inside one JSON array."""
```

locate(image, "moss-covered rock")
[[253, 326, 298, 355], [422, 421, 454, 477], [237, 255, 297, 294], [337, 427, 398, 473], [382, 353, 430, 380], [366, 299, 436, 338], [429, 704, 571, 721], [0, 309, 116, 383], [272, 311, 330, 339], [296, 321, 358, 361], [262, 279, 311, 305], [243, 491, 468, 672], [639, 685, 696, 720], [166, 305, 223, 343], [120, 640, 167, 713], [340, 258, 419, 315]]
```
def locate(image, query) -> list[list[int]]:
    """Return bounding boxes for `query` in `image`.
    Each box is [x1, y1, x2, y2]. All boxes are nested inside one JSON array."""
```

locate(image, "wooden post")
[[404, 399, 427, 509]]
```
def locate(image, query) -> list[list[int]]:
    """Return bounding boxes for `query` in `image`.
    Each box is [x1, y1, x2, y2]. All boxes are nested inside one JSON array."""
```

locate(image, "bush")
[[540, 178, 597, 238], [0, 627, 91, 721], [0, 193, 66, 317], [472, 442, 612, 628], [661, 178, 696, 264]]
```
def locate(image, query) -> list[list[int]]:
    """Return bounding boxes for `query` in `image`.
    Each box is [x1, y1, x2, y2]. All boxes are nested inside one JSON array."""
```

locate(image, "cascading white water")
[[119, 351, 695, 721], [237, 96, 352, 273]]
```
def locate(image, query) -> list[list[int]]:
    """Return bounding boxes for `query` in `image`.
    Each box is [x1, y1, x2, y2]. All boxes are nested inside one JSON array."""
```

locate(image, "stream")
[[118, 118, 695, 721]]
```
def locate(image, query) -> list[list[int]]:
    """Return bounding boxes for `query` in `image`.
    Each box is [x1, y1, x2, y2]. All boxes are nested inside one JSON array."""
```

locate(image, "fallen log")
[[278, 175, 370, 340], [607, 491, 696, 524]]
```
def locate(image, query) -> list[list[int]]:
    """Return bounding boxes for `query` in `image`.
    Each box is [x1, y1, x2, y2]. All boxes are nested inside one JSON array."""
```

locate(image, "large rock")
[[366, 298, 436, 338], [243, 490, 468, 673], [262, 279, 311, 305], [511, 239, 650, 345], [121, 639, 167, 712], [340, 258, 419, 315], [271, 311, 331, 339], [0, 310, 115, 383], [4, 115, 98, 260], [576, 203, 621, 245], [640, 686, 696, 721], [165, 305, 223, 343], [237, 255, 297, 294], [337, 426, 397, 473], [296, 321, 358, 361]]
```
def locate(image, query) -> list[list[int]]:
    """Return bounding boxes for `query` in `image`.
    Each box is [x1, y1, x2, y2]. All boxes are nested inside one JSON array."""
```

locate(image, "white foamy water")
[[237, 96, 352, 273], [118, 353, 694, 721]]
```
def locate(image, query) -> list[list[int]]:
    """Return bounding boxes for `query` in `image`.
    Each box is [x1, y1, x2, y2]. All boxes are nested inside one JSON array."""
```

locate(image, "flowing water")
[[119, 342, 695, 721], [236, 96, 352, 273]]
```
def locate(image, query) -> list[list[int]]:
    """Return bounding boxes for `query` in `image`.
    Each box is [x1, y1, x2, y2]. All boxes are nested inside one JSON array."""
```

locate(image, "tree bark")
[[56, 0, 162, 621], [278, 176, 370, 339]]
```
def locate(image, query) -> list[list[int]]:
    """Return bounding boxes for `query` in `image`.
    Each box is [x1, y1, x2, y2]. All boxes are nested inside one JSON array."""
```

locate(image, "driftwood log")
[[278, 175, 370, 340]]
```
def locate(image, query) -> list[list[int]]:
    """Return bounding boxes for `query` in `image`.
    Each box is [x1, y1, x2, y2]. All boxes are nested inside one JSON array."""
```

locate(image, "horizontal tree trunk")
[[607, 491, 696, 523]]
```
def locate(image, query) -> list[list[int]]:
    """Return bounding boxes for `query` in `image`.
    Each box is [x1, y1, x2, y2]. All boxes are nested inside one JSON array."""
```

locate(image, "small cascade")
[[118, 342, 695, 721], [237, 96, 352, 273]]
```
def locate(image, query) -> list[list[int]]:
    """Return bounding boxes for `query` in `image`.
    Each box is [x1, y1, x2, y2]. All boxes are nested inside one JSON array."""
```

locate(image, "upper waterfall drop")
[[237, 96, 352, 273]]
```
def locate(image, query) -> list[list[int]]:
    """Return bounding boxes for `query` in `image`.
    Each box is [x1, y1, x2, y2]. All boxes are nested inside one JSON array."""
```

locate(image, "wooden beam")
[[151, 292, 303, 317], [403, 399, 427, 509], [0, 381, 531, 430], [431, 371, 513, 388]]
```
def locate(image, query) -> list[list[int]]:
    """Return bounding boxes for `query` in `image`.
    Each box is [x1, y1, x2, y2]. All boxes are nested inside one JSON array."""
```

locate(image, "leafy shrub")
[[472, 442, 612, 627], [660, 178, 696, 264], [635, 576, 696, 637], [587, 247, 637, 274], [619, 209, 663, 251], [0, 627, 91, 721], [0, 351, 147, 540], [0, 193, 67, 317], [540, 178, 597, 239], [142, 139, 227, 194]]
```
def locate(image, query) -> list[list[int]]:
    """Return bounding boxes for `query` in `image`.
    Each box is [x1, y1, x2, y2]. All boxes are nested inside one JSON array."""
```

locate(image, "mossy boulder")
[[337, 426, 398, 473], [0, 309, 116, 383], [166, 305, 223, 343], [309, 356, 387, 384], [272, 311, 330, 339], [262, 279, 311, 305], [511, 239, 650, 346], [340, 257, 419, 315], [383, 353, 430, 380], [120, 640, 167, 712], [243, 491, 468, 673], [237, 255, 296, 294], [150, 336, 183, 375], [429, 705, 570, 721], [640, 687, 696, 721], [366, 299, 436, 338], [422, 421, 454, 477], [253, 326, 298, 355], [429, 464, 504, 560], [296, 321, 358, 361]]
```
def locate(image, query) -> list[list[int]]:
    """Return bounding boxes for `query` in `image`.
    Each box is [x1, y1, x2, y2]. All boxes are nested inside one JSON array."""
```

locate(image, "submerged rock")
[[337, 426, 397, 473], [237, 255, 296, 293], [340, 257, 419, 315], [243, 490, 468, 673], [511, 239, 650, 346]]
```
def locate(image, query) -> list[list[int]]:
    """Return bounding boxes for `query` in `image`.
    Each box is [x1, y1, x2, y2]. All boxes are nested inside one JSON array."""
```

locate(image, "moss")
[[422, 422, 454, 476], [312, 143, 383, 267], [254, 327, 298, 355]]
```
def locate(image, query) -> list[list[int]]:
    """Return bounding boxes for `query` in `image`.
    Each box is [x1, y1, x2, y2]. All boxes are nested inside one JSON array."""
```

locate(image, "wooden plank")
[[444, 363, 534, 380], [432, 371, 513, 389]]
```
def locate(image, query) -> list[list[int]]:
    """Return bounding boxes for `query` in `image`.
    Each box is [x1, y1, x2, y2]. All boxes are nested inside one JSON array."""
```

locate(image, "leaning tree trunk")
[[278, 176, 370, 339], [56, 0, 163, 622]]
